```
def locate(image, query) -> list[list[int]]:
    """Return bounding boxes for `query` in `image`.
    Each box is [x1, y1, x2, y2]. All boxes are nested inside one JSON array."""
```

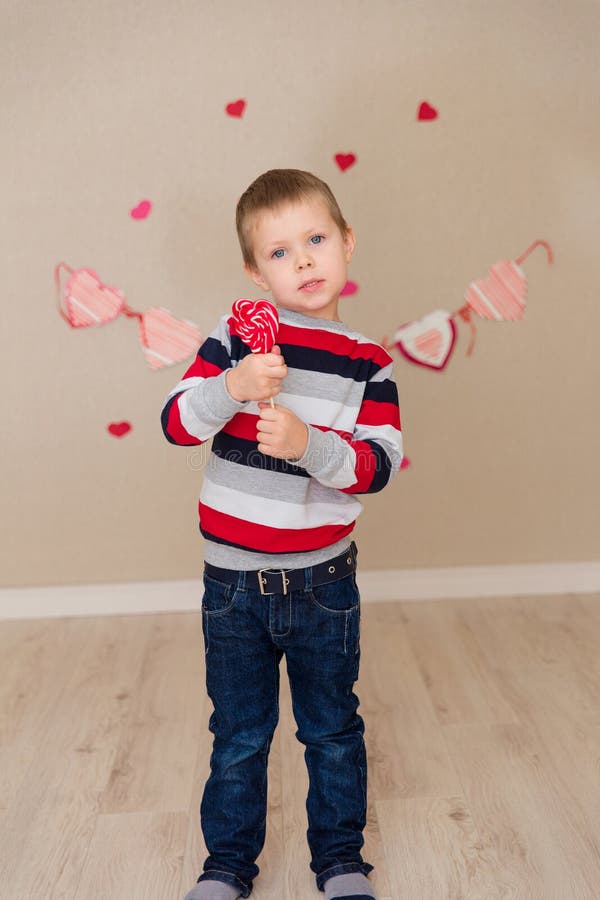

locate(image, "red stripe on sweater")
[[199, 502, 355, 553], [222, 413, 353, 443], [164, 398, 204, 445], [180, 356, 224, 380], [276, 323, 392, 368], [337, 439, 378, 493], [356, 400, 402, 429]]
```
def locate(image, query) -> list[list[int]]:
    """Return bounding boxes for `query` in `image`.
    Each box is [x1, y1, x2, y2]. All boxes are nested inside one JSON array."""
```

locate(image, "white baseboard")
[[1, 562, 599, 621]]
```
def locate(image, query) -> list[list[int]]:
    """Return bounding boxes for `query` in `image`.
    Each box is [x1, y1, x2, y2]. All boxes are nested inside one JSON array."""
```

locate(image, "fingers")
[[265, 346, 285, 364], [257, 401, 278, 417]]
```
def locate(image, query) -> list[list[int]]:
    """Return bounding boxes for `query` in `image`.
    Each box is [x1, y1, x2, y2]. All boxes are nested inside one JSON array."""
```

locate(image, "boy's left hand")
[[257, 402, 309, 461]]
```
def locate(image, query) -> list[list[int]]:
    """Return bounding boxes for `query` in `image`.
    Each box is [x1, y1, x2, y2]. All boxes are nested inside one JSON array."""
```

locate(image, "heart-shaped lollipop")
[[230, 299, 279, 352], [230, 298, 280, 407]]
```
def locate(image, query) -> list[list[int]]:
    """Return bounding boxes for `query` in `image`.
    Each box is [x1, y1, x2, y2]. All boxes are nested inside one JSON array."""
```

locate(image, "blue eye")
[[272, 248, 285, 259], [310, 235, 324, 244]]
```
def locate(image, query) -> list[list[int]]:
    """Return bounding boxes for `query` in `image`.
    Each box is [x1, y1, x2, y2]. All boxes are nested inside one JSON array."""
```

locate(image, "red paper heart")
[[418, 101, 438, 121], [394, 310, 457, 371], [108, 421, 132, 438], [334, 153, 357, 172], [340, 280, 358, 296], [138, 307, 202, 370], [226, 99, 246, 117], [130, 200, 152, 220]]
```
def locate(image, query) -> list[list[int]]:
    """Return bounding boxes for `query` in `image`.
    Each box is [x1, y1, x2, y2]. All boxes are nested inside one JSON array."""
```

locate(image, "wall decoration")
[[130, 200, 152, 220], [418, 101, 438, 120], [107, 421, 132, 438], [382, 240, 554, 369], [340, 280, 359, 296], [393, 310, 457, 371], [334, 153, 357, 171], [54, 262, 202, 370], [226, 99, 246, 117]]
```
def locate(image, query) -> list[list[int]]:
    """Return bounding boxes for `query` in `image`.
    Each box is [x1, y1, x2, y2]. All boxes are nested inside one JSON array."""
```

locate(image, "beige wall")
[[2, 1, 599, 588]]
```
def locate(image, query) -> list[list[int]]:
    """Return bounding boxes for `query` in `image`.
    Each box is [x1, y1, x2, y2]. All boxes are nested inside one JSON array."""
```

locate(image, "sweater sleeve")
[[293, 358, 403, 493], [160, 314, 248, 446]]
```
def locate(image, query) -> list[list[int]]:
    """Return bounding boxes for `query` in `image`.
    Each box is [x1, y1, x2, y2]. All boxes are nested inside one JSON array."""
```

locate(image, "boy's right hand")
[[226, 345, 288, 402]]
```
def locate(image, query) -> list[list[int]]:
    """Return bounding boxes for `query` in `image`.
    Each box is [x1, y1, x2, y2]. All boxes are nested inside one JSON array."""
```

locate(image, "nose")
[[295, 250, 314, 271]]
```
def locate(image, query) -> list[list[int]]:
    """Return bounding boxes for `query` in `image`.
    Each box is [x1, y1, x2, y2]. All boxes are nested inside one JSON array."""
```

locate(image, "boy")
[[161, 169, 403, 900]]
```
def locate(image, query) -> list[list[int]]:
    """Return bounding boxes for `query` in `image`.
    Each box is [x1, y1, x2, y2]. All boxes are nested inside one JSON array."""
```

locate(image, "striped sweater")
[[161, 306, 403, 570]]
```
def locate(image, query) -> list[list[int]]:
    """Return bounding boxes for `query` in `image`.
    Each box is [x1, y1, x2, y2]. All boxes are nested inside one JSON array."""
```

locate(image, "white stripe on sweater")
[[200, 476, 362, 529]]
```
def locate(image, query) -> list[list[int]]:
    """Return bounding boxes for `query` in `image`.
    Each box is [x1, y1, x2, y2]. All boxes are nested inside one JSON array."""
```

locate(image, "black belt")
[[204, 541, 358, 596]]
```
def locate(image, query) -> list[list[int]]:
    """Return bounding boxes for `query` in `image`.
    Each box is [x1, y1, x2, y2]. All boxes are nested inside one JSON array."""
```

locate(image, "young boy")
[[161, 169, 403, 900]]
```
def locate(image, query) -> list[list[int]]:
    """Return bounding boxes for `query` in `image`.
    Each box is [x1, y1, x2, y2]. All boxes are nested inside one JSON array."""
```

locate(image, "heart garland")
[[55, 262, 202, 369], [383, 240, 553, 370]]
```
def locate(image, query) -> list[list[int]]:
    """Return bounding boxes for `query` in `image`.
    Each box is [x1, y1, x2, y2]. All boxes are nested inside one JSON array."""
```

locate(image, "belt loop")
[[350, 540, 358, 566], [238, 568, 247, 591], [304, 561, 313, 592]]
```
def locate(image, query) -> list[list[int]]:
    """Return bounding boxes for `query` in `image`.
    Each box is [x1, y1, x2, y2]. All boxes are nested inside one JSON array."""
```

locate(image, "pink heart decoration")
[[418, 101, 438, 120], [465, 260, 527, 321], [393, 310, 457, 371], [130, 200, 152, 220], [62, 268, 126, 327], [334, 153, 357, 172], [108, 421, 132, 438], [230, 299, 279, 353], [138, 307, 202, 370], [226, 99, 246, 117], [340, 280, 358, 296]]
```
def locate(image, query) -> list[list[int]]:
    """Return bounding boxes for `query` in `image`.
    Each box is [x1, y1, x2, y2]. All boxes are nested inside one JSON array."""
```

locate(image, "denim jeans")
[[194, 548, 374, 897]]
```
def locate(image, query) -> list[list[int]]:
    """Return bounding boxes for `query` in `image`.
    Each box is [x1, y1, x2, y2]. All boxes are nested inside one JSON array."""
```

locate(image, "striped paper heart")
[[138, 307, 202, 369], [63, 268, 125, 327], [394, 310, 457, 371], [465, 260, 527, 321]]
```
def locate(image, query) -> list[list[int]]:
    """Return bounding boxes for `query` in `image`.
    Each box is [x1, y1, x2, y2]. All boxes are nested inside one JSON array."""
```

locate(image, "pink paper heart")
[[340, 280, 358, 296], [130, 200, 152, 220], [226, 99, 246, 117], [108, 421, 131, 438], [62, 268, 126, 327], [334, 153, 357, 172], [138, 307, 202, 370], [394, 310, 457, 371], [465, 261, 527, 321], [418, 101, 438, 121]]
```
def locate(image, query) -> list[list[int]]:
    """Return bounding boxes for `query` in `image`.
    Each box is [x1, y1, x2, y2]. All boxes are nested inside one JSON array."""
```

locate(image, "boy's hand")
[[257, 402, 309, 461], [226, 345, 288, 402]]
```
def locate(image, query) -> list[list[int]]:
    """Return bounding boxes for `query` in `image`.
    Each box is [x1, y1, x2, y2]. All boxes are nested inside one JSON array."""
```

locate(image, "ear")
[[343, 226, 356, 263], [244, 262, 270, 292]]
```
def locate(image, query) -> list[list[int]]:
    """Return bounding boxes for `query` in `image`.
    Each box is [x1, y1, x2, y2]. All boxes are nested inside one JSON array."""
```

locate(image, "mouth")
[[299, 279, 324, 291]]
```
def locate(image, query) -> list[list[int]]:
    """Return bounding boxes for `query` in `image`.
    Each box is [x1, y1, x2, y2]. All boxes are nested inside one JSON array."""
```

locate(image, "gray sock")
[[183, 879, 241, 900], [324, 871, 376, 899]]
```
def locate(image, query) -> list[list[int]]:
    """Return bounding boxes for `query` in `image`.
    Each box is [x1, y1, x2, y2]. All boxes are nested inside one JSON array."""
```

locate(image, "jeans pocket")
[[308, 572, 360, 614], [308, 573, 360, 659], [202, 573, 238, 616]]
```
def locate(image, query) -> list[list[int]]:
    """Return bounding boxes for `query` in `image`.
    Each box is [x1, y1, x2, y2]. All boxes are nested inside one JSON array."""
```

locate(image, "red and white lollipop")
[[230, 298, 280, 406]]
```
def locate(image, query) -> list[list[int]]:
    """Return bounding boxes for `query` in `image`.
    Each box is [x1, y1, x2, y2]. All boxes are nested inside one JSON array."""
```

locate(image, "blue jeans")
[[194, 550, 374, 897]]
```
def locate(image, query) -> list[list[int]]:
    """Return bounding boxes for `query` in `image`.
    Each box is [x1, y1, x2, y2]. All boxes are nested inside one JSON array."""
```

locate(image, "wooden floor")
[[1, 592, 599, 899]]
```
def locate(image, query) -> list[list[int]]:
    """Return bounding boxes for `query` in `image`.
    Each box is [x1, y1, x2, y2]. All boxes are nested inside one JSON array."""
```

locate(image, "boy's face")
[[243, 195, 356, 321]]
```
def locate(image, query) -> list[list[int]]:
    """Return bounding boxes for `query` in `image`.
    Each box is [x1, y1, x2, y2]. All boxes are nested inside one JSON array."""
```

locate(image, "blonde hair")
[[236, 168, 349, 270]]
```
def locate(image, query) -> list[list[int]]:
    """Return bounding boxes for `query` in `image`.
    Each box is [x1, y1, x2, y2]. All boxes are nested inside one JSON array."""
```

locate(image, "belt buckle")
[[258, 569, 289, 595]]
